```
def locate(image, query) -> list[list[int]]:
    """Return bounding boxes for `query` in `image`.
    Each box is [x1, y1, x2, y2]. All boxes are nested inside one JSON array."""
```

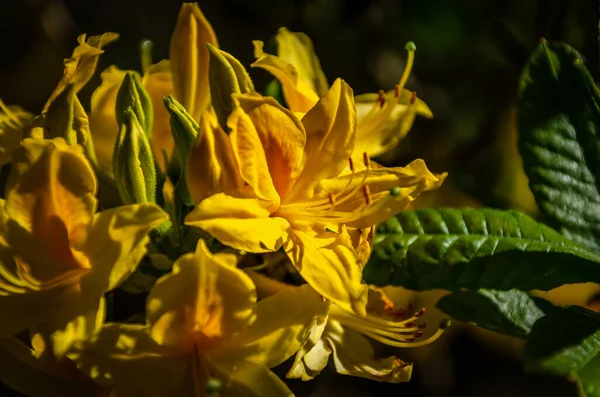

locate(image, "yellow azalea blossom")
[[0, 138, 168, 359], [252, 28, 432, 157], [90, 3, 217, 171], [67, 239, 326, 397], [287, 287, 448, 383], [186, 79, 446, 316]]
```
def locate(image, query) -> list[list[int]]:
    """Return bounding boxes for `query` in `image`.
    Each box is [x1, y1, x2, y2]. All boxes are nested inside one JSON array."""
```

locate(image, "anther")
[[413, 331, 424, 339], [378, 90, 386, 108], [405, 337, 415, 343], [328, 192, 336, 206], [363, 152, 370, 167], [363, 185, 372, 205], [418, 322, 427, 330], [405, 320, 417, 328], [394, 84, 400, 98], [414, 308, 426, 318], [410, 91, 417, 105], [348, 157, 355, 172]]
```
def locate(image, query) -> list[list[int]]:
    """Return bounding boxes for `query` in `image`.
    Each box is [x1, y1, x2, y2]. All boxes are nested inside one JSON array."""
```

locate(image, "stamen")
[[378, 90, 386, 108], [410, 91, 417, 104], [363, 185, 372, 205], [394, 84, 400, 98], [348, 157, 355, 172], [363, 152, 370, 167], [328, 192, 336, 206]]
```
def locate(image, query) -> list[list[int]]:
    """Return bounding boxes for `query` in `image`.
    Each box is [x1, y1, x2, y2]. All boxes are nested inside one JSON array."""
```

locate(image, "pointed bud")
[[113, 107, 157, 204], [207, 43, 254, 132], [44, 82, 98, 165], [115, 71, 153, 137], [163, 95, 198, 164], [170, 2, 218, 121]]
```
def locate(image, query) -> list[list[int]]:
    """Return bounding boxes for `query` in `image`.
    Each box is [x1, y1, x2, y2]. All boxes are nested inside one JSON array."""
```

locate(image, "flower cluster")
[[0, 3, 448, 396]]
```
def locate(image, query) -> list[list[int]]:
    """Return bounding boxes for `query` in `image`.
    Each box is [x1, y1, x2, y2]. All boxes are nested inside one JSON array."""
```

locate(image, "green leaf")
[[518, 40, 600, 252], [523, 305, 600, 375], [437, 289, 544, 339], [363, 208, 600, 290], [576, 353, 600, 396]]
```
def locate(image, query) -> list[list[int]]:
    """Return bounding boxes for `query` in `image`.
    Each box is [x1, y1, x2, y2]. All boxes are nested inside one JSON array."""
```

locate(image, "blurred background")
[[1, 0, 599, 395]]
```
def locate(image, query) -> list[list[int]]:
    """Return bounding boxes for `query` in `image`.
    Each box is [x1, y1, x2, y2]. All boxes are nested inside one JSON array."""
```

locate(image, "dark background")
[[1, 0, 598, 395]]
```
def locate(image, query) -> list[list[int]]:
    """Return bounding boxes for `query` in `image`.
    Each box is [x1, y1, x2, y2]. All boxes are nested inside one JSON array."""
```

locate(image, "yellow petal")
[[354, 89, 432, 157], [143, 60, 175, 171], [67, 323, 190, 396], [283, 226, 368, 316], [147, 240, 257, 351], [216, 360, 294, 397], [227, 104, 280, 202], [82, 202, 169, 291], [0, 338, 101, 397], [275, 28, 329, 97], [251, 40, 320, 112], [30, 286, 106, 359], [314, 159, 447, 229], [186, 109, 243, 204], [5, 138, 96, 275], [186, 191, 288, 253], [170, 3, 218, 121], [233, 93, 306, 198], [285, 79, 356, 202], [0, 102, 34, 166], [90, 66, 127, 171], [44, 33, 119, 113], [212, 284, 327, 368], [325, 322, 413, 383]]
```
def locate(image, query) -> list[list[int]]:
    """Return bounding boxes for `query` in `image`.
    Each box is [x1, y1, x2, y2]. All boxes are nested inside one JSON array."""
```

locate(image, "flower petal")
[[0, 338, 101, 397], [89, 66, 126, 171], [5, 139, 96, 278], [0, 103, 34, 166], [67, 323, 190, 397], [275, 28, 329, 97], [212, 284, 327, 368], [83, 202, 168, 291], [216, 360, 294, 397], [251, 40, 320, 113], [227, 103, 280, 202], [143, 60, 175, 171], [354, 89, 432, 157], [325, 322, 413, 383], [147, 240, 257, 351], [315, 159, 447, 229], [233, 93, 306, 198], [186, 191, 289, 253], [283, 226, 368, 316], [286, 79, 356, 202], [186, 109, 243, 204], [170, 3, 218, 121], [44, 33, 119, 113]]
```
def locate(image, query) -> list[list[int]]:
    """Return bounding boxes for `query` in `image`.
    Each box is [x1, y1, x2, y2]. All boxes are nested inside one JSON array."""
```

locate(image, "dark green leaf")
[[363, 208, 600, 290], [518, 40, 600, 251], [524, 305, 600, 375], [437, 289, 544, 339]]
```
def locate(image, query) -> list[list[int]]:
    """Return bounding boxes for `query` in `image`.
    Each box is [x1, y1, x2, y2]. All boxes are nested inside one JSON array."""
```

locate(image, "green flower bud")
[[207, 43, 254, 132], [163, 95, 198, 164], [44, 83, 97, 164], [113, 107, 157, 204], [115, 71, 153, 137]]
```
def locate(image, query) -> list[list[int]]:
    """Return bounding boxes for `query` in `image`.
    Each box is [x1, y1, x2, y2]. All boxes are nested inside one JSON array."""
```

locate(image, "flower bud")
[[163, 95, 198, 164], [115, 71, 153, 137], [207, 43, 254, 132], [113, 107, 157, 204], [44, 82, 98, 164]]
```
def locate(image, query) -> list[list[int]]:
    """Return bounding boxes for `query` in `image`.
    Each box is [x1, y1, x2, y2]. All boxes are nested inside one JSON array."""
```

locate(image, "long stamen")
[[397, 41, 416, 94]]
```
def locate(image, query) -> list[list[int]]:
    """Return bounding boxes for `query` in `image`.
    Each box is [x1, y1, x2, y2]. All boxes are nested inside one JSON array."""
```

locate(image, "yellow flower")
[[67, 240, 326, 397], [90, 3, 218, 171], [0, 100, 35, 166], [186, 79, 445, 316], [0, 138, 168, 359], [252, 28, 432, 157], [287, 287, 448, 383]]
